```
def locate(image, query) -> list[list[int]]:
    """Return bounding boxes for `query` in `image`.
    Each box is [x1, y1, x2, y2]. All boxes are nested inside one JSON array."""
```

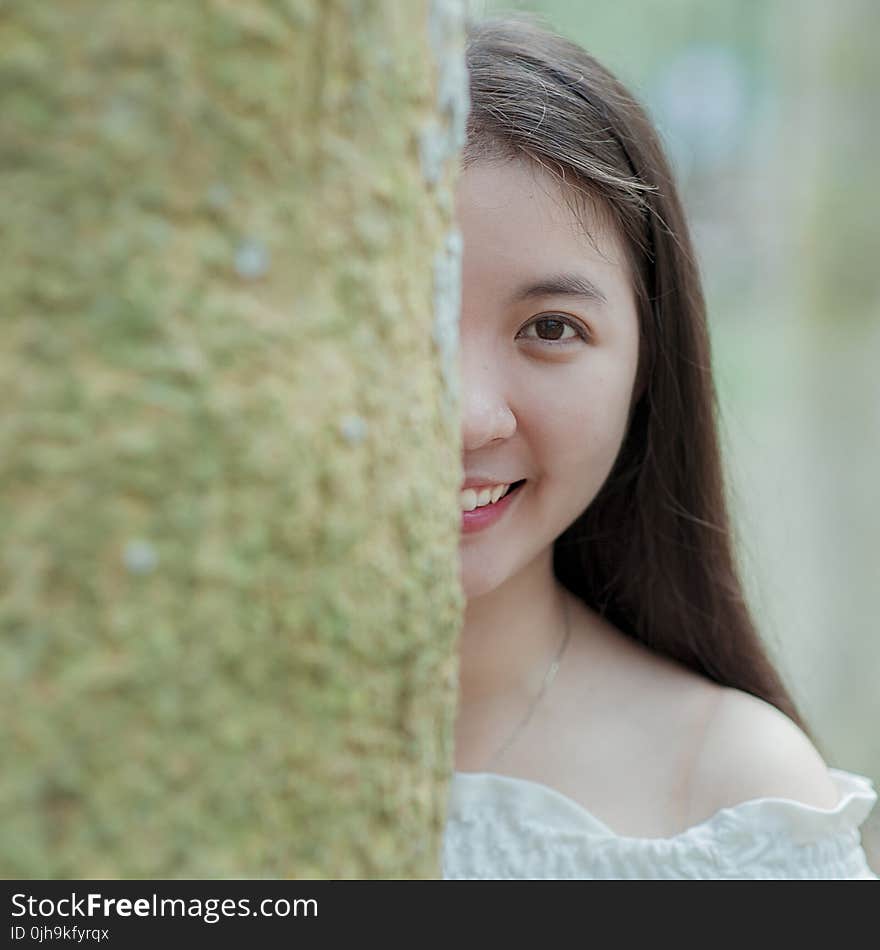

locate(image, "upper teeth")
[[460, 483, 511, 511]]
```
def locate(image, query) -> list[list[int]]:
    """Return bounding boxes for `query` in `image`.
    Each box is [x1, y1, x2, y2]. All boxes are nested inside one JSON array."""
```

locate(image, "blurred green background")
[[474, 0, 880, 852]]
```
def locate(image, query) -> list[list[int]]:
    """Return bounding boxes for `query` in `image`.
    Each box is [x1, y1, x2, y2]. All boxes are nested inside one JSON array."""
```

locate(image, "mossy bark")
[[1, 0, 467, 878]]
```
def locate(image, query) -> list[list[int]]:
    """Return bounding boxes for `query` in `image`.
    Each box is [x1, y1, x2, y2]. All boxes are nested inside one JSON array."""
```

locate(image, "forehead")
[[454, 159, 626, 277]]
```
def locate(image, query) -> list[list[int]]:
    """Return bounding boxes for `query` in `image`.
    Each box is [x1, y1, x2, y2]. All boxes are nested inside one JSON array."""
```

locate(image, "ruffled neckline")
[[450, 767, 878, 846]]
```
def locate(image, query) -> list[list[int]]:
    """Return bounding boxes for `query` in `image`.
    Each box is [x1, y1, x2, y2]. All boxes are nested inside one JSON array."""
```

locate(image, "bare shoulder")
[[685, 687, 841, 826]]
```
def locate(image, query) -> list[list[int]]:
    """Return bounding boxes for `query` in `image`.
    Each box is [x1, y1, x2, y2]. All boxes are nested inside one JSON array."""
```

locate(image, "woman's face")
[[456, 159, 641, 600]]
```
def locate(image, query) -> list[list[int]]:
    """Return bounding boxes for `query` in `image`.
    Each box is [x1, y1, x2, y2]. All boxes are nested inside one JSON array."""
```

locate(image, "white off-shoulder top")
[[442, 767, 878, 879]]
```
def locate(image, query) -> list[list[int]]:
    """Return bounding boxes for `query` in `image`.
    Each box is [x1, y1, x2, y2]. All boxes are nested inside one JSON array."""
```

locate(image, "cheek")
[[589, 368, 635, 439], [519, 344, 638, 479], [552, 372, 635, 487]]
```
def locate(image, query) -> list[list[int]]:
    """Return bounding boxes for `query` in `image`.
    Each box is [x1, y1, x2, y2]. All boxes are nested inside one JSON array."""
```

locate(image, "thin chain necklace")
[[484, 593, 571, 772]]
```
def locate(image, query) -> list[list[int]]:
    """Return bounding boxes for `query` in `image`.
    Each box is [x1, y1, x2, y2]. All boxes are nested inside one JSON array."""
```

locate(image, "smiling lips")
[[460, 480, 526, 534], [460, 482, 514, 511]]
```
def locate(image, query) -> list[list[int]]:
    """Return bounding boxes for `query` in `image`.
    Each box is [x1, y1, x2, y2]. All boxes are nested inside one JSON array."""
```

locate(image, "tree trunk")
[[1, 0, 468, 878]]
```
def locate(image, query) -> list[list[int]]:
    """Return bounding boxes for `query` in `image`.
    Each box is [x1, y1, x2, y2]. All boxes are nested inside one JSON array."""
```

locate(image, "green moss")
[[1, 0, 465, 878]]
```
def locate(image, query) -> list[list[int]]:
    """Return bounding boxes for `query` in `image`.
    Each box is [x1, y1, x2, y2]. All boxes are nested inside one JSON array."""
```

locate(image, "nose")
[[459, 349, 517, 453]]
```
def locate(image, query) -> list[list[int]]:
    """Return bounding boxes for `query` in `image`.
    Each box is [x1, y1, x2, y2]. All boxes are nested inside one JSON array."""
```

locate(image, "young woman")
[[442, 14, 877, 880]]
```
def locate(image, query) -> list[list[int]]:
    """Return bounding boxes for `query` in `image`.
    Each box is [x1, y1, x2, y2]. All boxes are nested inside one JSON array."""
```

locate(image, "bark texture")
[[1, 0, 467, 878]]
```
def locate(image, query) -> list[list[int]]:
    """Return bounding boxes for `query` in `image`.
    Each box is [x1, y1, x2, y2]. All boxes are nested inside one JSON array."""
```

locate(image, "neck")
[[454, 547, 571, 768]]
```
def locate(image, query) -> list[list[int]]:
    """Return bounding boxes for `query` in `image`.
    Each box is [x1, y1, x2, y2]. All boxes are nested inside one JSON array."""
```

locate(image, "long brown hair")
[[464, 13, 817, 742]]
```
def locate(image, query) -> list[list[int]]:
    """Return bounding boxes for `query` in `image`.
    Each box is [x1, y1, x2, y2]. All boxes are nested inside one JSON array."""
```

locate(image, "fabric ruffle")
[[442, 767, 878, 879]]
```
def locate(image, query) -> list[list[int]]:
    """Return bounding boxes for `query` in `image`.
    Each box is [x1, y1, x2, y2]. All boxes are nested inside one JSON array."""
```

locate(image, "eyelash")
[[517, 314, 591, 347]]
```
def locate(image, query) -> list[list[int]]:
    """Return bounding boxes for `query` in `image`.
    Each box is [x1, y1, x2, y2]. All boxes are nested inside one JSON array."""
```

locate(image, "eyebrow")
[[507, 273, 609, 307]]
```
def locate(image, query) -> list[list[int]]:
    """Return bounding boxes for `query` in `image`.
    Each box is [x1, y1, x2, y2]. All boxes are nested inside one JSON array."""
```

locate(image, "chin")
[[457, 547, 520, 602], [458, 565, 493, 602]]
